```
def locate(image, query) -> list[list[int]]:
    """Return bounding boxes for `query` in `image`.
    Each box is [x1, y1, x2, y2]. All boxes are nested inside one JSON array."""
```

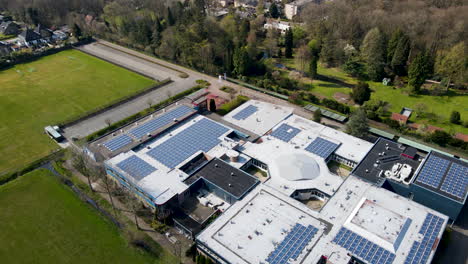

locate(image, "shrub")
[[217, 95, 249, 116]]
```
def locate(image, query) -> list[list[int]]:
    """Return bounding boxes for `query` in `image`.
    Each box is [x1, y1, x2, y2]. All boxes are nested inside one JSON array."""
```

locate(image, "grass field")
[[0, 49, 155, 174], [275, 58, 468, 134], [0, 169, 176, 263]]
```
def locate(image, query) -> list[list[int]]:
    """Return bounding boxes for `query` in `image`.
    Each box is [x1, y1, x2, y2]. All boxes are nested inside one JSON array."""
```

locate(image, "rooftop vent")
[[215, 164, 218, 167], [173, 118, 178, 122], [228, 183, 232, 187]]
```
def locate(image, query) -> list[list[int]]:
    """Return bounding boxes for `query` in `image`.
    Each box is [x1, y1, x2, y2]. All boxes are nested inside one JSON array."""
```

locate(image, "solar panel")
[[128, 105, 194, 139], [232, 105, 258, 120], [266, 224, 318, 264], [440, 163, 468, 199], [103, 134, 133, 152], [332, 227, 396, 264], [270, 124, 301, 142], [416, 155, 450, 188], [305, 137, 340, 159], [404, 213, 444, 264], [116, 155, 156, 181], [147, 118, 229, 168]]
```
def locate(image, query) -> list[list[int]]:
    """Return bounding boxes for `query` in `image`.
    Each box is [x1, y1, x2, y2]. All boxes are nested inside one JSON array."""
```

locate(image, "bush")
[[217, 95, 249, 116], [150, 220, 169, 234], [450, 111, 461, 124], [321, 98, 351, 114]]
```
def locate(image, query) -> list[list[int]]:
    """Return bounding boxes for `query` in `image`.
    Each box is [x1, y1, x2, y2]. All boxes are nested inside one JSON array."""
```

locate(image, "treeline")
[[301, 0, 467, 89], [0, 0, 466, 88]]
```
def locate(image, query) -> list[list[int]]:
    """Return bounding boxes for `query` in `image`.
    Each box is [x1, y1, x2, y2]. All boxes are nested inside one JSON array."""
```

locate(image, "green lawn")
[[0, 169, 176, 263], [275, 57, 468, 134], [0, 33, 15, 41], [0, 49, 155, 174]]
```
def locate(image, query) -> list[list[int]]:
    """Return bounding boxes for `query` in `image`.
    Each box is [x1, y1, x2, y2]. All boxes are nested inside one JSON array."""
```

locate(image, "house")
[[234, 0, 258, 8], [391, 112, 409, 124], [18, 29, 43, 46], [264, 19, 291, 34], [285, 0, 317, 19], [34, 24, 53, 39], [0, 21, 20, 36]]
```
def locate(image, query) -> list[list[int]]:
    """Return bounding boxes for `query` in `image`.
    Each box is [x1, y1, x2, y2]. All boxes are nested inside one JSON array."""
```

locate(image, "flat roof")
[[106, 115, 239, 205], [185, 158, 259, 199], [413, 151, 468, 204], [197, 185, 327, 264], [223, 100, 293, 136], [352, 138, 422, 185], [267, 115, 374, 164], [198, 176, 449, 264]]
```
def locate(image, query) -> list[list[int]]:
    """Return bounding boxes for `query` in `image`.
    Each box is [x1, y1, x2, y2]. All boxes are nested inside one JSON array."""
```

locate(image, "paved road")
[[63, 40, 344, 139]]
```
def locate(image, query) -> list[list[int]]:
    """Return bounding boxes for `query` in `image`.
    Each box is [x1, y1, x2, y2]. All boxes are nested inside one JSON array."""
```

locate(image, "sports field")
[[0, 49, 155, 174], [0, 169, 176, 263]]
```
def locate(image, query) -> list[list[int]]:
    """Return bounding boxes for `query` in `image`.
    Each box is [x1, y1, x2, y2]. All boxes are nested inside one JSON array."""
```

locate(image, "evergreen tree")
[[390, 33, 410, 76], [233, 46, 250, 76], [408, 52, 430, 93], [361, 28, 386, 81], [167, 7, 175, 26], [450, 111, 461, 124], [313, 108, 322, 123], [269, 3, 279, 18], [72, 23, 82, 39], [209, 99, 217, 112], [309, 55, 318, 78], [351, 81, 371, 105], [346, 109, 369, 138], [387, 29, 404, 63], [284, 28, 293, 58]]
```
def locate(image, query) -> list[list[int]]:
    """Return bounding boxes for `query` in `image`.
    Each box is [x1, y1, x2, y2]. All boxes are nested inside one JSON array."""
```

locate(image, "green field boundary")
[[59, 78, 172, 128], [0, 149, 65, 184]]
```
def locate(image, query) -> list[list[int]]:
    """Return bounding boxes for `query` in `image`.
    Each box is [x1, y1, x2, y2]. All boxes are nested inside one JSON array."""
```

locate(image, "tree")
[[346, 109, 369, 138], [450, 111, 461, 124], [428, 130, 451, 146], [256, 0, 265, 14], [72, 23, 82, 39], [351, 82, 371, 105], [313, 108, 321, 123], [408, 52, 431, 93], [308, 39, 320, 78], [361, 28, 386, 81], [295, 45, 310, 73], [435, 42, 467, 89], [284, 28, 293, 58], [390, 33, 410, 76], [269, 2, 279, 19], [233, 47, 250, 76], [387, 29, 404, 63], [209, 99, 217, 112], [343, 56, 365, 79]]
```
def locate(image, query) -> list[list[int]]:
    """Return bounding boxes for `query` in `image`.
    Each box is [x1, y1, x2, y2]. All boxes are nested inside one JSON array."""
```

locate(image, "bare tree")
[[105, 118, 112, 127], [295, 45, 311, 74], [103, 175, 118, 217], [146, 98, 153, 108]]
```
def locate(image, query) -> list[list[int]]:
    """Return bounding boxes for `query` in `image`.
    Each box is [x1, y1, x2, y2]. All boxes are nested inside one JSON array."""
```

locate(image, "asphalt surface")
[[63, 42, 198, 138]]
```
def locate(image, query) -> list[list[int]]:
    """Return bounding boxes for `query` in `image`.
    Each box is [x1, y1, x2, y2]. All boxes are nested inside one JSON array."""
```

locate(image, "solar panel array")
[[232, 105, 258, 120], [305, 137, 340, 159], [404, 213, 444, 264], [270, 124, 301, 142], [416, 155, 450, 188], [332, 228, 396, 264], [266, 224, 318, 264], [440, 163, 468, 199], [103, 134, 133, 152], [147, 118, 229, 168], [117, 155, 157, 181], [128, 105, 194, 139]]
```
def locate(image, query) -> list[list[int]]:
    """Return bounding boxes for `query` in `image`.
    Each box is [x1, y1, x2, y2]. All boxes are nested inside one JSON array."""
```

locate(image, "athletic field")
[[0, 169, 176, 263], [0, 49, 155, 174]]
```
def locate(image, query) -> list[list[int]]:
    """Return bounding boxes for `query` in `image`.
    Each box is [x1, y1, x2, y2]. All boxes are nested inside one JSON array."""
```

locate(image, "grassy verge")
[[0, 168, 176, 263]]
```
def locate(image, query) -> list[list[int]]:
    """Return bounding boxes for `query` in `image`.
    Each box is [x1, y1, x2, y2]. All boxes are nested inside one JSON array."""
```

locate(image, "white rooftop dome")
[[270, 152, 320, 181]]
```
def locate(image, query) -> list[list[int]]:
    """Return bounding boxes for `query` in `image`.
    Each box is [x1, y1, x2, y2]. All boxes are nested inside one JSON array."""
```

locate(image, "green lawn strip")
[[0, 49, 155, 174], [0, 169, 175, 263], [0, 33, 15, 41]]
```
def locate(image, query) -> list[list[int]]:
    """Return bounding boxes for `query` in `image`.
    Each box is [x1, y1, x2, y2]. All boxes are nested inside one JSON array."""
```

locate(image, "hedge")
[[217, 95, 250, 116]]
